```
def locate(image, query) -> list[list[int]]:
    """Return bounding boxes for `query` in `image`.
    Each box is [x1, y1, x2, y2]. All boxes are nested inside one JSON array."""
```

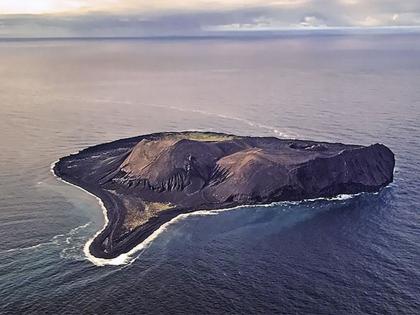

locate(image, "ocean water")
[[0, 35, 419, 314]]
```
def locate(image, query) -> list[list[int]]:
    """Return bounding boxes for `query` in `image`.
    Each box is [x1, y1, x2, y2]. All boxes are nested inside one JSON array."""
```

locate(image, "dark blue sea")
[[0, 34, 419, 314]]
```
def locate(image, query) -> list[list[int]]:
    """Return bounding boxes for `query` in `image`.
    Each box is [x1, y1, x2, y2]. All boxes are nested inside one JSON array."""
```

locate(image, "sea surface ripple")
[[0, 35, 419, 314]]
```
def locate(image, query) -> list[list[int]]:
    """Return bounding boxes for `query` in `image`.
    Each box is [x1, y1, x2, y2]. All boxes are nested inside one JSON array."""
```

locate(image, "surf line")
[[50, 159, 117, 266], [51, 157, 362, 267], [51, 95, 297, 139]]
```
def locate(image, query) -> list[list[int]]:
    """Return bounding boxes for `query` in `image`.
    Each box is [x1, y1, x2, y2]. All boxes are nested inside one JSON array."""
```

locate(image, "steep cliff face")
[[54, 132, 395, 259]]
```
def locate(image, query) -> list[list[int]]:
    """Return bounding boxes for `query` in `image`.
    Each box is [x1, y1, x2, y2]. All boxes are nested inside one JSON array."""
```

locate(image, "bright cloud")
[[0, 0, 308, 14], [1, 0, 420, 37], [0, 0, 84, 14]]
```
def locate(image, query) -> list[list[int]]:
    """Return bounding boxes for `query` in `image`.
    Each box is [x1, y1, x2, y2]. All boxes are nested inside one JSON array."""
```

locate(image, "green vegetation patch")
[[169, 131, 239, 142]]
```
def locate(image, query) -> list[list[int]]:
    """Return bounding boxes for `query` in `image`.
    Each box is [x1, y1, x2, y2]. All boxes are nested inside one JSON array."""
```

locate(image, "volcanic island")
[[53, 131, 395, 259]]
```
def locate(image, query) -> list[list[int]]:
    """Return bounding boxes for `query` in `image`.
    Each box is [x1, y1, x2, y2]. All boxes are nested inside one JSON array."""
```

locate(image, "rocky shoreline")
[[53, 131, 395, 260]]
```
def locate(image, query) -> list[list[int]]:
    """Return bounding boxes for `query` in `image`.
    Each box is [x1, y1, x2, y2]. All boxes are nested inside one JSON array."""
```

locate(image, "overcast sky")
[[1, 0, 420, 37]]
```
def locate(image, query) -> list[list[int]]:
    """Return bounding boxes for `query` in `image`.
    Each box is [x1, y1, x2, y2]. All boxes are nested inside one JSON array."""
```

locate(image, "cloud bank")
[[1, 0, 420, 37]]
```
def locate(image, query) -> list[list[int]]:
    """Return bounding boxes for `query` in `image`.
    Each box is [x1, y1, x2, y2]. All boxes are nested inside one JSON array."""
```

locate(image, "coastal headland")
[[53, 131, 395, 259]]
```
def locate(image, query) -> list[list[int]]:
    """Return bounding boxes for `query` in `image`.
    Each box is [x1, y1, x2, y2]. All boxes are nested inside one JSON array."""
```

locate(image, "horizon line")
[[1, 25, 420, 41]]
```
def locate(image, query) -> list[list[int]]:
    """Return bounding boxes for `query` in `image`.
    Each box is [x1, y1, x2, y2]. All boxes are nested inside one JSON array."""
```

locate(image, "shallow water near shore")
[[1, 35, 420, 314]]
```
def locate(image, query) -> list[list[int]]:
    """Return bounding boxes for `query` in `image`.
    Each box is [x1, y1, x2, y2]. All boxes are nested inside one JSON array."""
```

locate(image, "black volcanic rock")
[[53, 132, 395, 259]]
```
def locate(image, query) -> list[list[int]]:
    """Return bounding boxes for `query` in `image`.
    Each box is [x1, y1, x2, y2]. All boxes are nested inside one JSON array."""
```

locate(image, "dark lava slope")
[[54, 132, 395, 259]]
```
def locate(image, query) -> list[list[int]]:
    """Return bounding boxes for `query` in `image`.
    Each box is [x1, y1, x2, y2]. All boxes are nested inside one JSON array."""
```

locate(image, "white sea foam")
[[68, 222, 91, 234], [0, 242, 53, 254], [51, 159, 113, 265], [0, 221, 92, 255]]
